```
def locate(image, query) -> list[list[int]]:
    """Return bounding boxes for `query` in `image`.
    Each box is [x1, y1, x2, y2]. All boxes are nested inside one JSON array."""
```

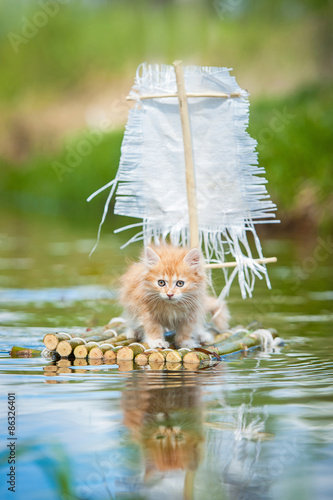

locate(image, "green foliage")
[[250, 84, 333, 208], [0, 129, 123, 218], [0, 0, 326, 103]]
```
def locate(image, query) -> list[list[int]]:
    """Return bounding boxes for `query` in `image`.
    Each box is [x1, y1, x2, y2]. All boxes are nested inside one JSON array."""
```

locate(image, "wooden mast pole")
[[173, 60, 199, 248]]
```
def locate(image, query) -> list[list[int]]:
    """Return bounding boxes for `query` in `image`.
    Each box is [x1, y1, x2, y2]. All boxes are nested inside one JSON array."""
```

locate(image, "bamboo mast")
[[173, 60, 199, 248]]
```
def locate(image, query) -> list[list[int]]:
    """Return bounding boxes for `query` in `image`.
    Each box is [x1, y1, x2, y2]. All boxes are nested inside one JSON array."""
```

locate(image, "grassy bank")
[[1, 82, 332, 232]]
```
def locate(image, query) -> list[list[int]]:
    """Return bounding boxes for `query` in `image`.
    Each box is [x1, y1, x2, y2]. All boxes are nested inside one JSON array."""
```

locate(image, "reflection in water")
[[121, 371, 204, 499], [120, 369, 272, 500], [208, 402, 272, 500], [43, 358, 105, 380]]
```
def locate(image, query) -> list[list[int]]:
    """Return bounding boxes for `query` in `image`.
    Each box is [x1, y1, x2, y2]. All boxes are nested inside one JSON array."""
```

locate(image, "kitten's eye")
[[176, 280, 184, 287], [158, 280, 166, 287]]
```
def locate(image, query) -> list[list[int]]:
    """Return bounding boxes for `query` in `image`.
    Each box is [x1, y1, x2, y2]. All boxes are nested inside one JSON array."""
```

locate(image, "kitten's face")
[[144, 246, 206, 303], [153, 273, 188, 302]]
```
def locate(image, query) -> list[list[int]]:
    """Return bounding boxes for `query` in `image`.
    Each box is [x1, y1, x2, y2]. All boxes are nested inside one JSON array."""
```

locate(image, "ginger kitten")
[[119, 244, 230, 349]]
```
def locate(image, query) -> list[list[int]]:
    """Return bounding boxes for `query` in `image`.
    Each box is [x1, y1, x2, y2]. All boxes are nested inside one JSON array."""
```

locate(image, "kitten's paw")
[[124, 324, 143, 340], [178, 338, 197, 349], [146, 338, 169, 349], [196, 330, 214, 344], [125, 329, 139, 340]]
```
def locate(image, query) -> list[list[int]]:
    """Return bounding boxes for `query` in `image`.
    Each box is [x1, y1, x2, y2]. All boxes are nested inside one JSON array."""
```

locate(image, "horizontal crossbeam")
[[204, 257, 277, 269], [126, 91, 242, 101]]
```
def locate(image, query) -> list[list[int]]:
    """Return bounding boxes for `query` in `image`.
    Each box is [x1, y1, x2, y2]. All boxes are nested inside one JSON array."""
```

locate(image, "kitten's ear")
[[145, 246, 161, 266], [184, 248, 201, 267]]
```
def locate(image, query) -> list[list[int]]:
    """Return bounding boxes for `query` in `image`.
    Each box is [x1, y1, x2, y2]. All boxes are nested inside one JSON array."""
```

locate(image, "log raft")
[[35, 326, 278, 369]]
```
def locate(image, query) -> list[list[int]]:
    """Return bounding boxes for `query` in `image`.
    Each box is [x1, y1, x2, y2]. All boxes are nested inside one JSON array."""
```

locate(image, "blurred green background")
[[1, 0, 332, 235]]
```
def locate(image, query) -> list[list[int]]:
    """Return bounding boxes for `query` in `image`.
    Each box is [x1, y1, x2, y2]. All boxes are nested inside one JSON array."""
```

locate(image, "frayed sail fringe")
[[88, 177, 118, 257]]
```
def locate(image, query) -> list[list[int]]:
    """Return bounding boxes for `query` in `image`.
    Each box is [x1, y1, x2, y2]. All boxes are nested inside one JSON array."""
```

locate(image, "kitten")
[[119, 244, 230, 349]]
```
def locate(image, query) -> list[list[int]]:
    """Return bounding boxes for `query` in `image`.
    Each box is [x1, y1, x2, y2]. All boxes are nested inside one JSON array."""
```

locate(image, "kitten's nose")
[[167, 292, 174, 299]]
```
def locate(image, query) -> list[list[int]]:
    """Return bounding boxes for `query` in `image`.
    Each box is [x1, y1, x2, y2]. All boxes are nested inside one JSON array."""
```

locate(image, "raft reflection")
[[121, 367, 273, 500]]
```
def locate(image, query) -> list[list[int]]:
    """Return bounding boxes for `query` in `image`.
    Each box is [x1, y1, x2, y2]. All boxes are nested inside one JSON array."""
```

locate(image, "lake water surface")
[[0, 214, 332, 500]]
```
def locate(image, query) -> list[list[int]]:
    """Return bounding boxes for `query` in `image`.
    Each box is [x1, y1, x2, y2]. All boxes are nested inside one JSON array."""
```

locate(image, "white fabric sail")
[[89, 63, 278, 299]]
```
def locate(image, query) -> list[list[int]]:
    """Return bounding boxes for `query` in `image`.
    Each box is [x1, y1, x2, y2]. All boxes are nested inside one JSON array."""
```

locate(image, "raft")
[[9, 319, 282, 371]]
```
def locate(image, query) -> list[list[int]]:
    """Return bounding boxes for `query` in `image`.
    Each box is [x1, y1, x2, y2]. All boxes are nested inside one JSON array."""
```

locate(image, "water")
[[0, 213, 332, 500]]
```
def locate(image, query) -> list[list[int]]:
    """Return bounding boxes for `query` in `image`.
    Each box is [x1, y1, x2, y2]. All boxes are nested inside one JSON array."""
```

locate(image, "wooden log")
[[206, 334, 262, 356], [72, 341, 100, 359], [73, 344, 88, 358], [134, 349, 157, 365], [148, 351, 165, 363], [183, 350, 213, 363], [117, 343, 148, 361], [43, 332, 71, 351], [56, 341, 73, 357], [10, 346, 42, 357], [105, 333, 128, 343], [98, 343, 114, 352], [211, 329, 250, 346], [51, 330, 127, 345], [111, 338, 136, 347], [166, 348, 191, 363], [97, 343, 116, 364], [148, 348, 174, 363], [84, 341, 99, 351], [103, 349, 116, 364], [81, 330, 117, 343], [88, 346, 104, 359], [134, 353, 149, 366], [105, 317, 127, 330], [56, 338, 86, 357]]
